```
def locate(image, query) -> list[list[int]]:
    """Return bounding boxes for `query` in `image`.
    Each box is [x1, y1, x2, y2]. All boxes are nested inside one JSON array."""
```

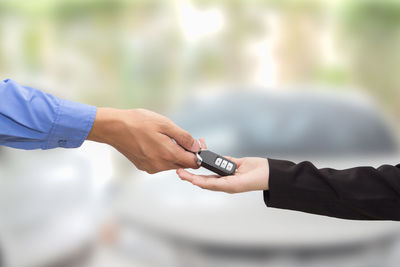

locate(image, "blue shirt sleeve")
[[0, 79, 97, 150]]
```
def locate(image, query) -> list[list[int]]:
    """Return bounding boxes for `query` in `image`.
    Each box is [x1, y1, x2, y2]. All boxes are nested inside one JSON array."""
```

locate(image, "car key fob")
[[196, 150, 236, 176]]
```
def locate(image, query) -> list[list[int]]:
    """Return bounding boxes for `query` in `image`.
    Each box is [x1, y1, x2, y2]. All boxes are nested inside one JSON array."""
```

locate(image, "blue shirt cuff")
[[44, 99, 97, 149]]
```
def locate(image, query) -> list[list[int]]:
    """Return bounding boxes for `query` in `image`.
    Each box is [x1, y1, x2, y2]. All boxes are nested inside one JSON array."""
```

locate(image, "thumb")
[[163, 123, 200, 153]]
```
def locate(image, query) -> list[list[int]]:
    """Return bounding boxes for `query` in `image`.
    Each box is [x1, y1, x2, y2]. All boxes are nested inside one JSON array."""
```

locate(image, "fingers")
[[176, 169, 239, 192], [162, 122, 200, 153], [177, 169, 222, 191], [174, 149, 199, 169], [157, 134, 199, 169], [176, 168, 219, 182]]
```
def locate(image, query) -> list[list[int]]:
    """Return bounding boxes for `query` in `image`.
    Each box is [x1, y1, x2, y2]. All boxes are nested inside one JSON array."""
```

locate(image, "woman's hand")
[[176, 139, 269, 193]]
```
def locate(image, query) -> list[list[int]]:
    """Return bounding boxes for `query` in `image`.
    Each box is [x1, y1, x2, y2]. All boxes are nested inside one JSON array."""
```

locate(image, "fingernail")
[[191, 140, 200, 152]]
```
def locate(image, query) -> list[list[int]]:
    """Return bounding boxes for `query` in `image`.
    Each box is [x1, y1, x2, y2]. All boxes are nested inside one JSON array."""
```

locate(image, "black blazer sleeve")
[[264, 159, 400, 220]]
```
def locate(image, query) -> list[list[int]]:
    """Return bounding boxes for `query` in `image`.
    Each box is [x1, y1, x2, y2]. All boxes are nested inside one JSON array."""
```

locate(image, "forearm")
[[264, 159, 400, 220], [0, 79, 96, 150]]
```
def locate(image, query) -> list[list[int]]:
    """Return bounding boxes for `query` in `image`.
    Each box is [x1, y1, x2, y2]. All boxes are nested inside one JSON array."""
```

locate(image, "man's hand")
[[176, 139, 269, 193], [87, 108, 200, 174]]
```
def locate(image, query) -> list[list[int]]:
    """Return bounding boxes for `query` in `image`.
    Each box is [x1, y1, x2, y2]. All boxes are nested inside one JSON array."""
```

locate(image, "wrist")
[[87, 107, 125, 145], [264, 158, 270, 190], [255, 158, 270, 191]]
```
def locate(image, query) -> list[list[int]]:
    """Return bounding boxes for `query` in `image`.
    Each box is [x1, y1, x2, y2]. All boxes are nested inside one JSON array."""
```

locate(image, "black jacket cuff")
[[263, 158, 298, 209]]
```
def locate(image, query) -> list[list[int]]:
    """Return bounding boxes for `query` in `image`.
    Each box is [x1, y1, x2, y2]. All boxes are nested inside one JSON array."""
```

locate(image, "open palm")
[[176, 139, 269, 193]]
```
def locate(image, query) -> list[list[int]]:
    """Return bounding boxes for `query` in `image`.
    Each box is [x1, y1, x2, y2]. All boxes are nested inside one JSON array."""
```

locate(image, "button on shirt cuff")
[[44, 99, 97, 149]]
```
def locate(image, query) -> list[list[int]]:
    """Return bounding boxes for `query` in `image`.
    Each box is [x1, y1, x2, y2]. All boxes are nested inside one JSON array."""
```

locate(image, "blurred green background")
[[3, 1, 400, 266], [1, 0, 400, 123]]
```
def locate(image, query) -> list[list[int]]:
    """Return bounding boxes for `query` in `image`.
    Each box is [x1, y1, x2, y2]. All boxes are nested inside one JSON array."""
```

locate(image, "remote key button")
[[226, 162, 233, 171], [221, 160, 228, 168], [215, 158, 222, 166]]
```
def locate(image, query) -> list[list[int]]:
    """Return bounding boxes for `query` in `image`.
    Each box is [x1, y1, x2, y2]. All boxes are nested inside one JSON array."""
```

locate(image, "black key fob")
[[196, 150, 236, 176]]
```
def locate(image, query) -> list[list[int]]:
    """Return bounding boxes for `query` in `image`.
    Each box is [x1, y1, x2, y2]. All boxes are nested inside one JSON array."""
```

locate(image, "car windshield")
[[172, 92, 398, 158]]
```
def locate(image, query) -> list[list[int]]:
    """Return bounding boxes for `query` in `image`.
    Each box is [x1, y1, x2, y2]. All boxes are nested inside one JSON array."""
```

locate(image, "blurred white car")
[[0, 143, 112, 267], [114, 89, 400, 267]]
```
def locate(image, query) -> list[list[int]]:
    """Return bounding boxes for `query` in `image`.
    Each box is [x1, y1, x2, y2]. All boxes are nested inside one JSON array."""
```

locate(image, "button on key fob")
[[196, 150, 236, 176]]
